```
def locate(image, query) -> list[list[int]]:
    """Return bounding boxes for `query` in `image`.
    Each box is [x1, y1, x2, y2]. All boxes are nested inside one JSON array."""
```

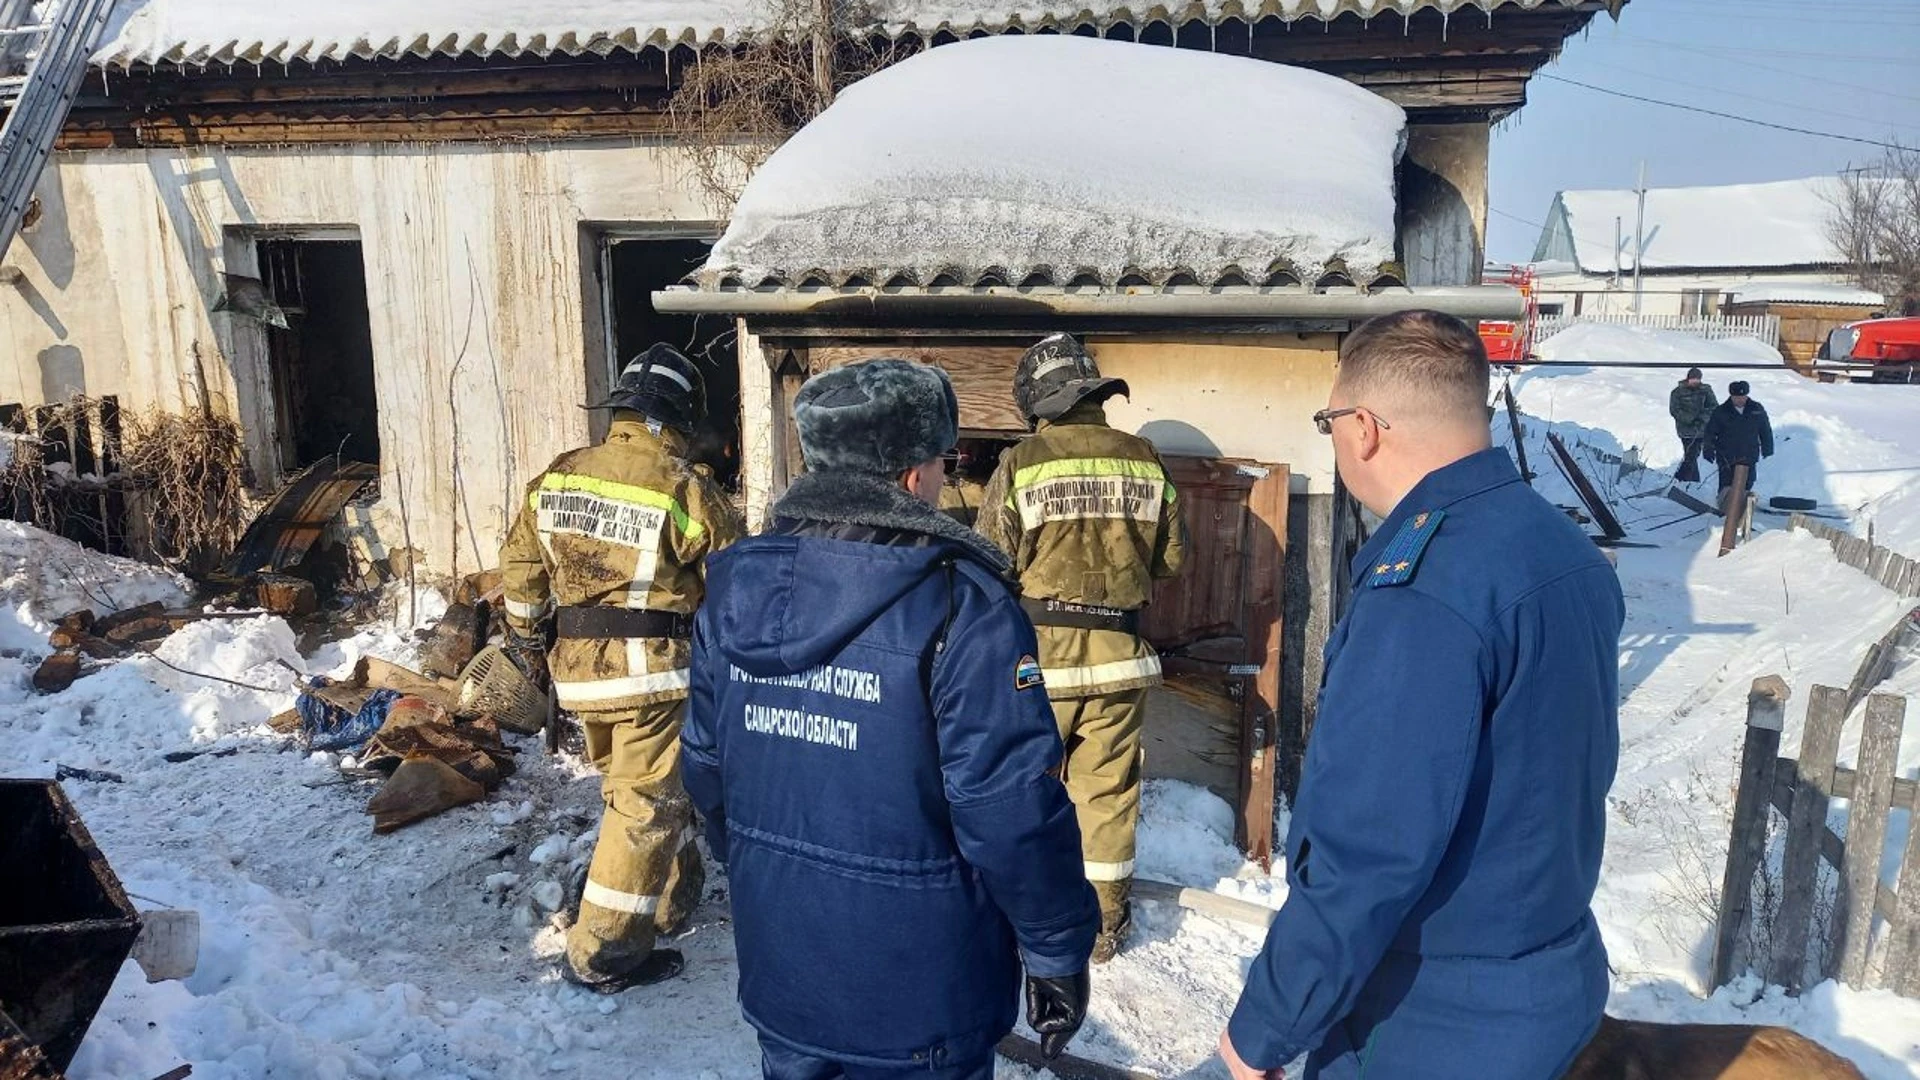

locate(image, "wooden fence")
[[1534, 312, 1782, 349], [1712, 676, 1920, 997], [0, 396, 131, 555], [1793, 514, 1920, 598]]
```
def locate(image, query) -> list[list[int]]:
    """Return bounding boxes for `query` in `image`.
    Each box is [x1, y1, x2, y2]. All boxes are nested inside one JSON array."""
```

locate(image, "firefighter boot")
[[1091, 879, 1133, 965], [565, 701, 700, 990]]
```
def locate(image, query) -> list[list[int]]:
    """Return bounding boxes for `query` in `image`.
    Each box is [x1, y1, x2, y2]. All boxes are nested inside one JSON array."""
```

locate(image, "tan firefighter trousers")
[[566, 701, 705, 980], [1051, 689, 1147, 929]]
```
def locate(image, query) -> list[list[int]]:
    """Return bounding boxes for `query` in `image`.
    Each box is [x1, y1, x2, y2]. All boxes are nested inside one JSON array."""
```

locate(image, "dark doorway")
[[259, 239, 380, 472], [604, 236, 739, 490]]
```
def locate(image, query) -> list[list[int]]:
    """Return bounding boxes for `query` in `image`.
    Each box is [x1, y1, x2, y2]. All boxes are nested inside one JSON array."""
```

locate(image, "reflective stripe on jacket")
[[978, 402, 1187, 698], [499, 417, 744, 711]]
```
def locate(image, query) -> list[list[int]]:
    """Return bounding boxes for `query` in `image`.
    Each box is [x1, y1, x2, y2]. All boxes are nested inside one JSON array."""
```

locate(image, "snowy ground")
[[5, 323, 1920, 1078]]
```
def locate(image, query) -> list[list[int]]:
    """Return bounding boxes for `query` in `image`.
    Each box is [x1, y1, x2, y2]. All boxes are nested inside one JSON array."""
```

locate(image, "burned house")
[[0, 0, 1620, 826], [653, 34, 1542, 858]]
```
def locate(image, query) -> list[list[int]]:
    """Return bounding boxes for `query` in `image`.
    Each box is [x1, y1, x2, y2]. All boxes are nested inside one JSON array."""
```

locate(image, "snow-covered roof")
[[1727, 282, 1885, 307], [696, 35, 1405, 291], [95, 0, 1602, 68], [1533, 177, 1846, 274]]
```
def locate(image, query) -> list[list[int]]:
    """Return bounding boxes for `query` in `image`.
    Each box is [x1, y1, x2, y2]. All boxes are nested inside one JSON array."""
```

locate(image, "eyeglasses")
[[1312, 407, 1391, 436]]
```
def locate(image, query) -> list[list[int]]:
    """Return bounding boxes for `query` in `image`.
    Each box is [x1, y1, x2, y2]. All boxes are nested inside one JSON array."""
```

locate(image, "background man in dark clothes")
[[684, 358, 1097, 1080], [1220, 311, 1623, 1080], [1702, 379, 1774, 494], [1667, 366, 1716, 483]]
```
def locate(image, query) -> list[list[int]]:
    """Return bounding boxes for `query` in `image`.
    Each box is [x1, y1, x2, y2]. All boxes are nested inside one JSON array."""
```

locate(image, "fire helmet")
[[1012, 333, 1128, 426], [585, 343, 707, 432]]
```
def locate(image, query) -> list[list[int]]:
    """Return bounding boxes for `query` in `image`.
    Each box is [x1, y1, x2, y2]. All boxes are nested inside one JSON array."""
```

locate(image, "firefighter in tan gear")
[[979, 333, 1187, 963], [500, 343, 744, 992]]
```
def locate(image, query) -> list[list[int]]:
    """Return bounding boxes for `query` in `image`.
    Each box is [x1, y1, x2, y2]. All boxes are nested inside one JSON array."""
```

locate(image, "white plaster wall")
[[0, 141, 718, 575], [1086, 335, 1339, 494]]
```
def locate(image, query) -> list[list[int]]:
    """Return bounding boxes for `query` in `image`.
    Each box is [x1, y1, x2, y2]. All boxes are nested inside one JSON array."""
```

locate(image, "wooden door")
[[1141, 456, 1288, 864]]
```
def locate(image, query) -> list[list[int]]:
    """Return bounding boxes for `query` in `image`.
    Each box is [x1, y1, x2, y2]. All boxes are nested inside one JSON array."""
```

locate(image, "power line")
[[1612, 34, 1920, 105], [1535, 75, 1909, 152], [1610, 35, 1916, 67], [1570, 60, 1920, 134]]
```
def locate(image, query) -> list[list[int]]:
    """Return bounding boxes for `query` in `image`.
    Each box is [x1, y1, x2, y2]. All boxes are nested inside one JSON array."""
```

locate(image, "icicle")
[[1440, 5, 1449, 41]]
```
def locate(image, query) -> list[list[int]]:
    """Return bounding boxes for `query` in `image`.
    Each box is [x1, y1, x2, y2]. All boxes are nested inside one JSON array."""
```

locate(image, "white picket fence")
[[1533, 312, 1782, 349]]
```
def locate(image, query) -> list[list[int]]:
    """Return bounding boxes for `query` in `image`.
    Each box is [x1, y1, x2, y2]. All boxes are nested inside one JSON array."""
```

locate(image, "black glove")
[[1702, 447, 1716, 464], [1025, 971, 1090, 1060]]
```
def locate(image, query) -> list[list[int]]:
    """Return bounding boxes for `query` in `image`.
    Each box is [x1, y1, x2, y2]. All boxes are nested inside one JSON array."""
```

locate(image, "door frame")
[[219, 224, 361, 489], [582, 223, 723, 440]]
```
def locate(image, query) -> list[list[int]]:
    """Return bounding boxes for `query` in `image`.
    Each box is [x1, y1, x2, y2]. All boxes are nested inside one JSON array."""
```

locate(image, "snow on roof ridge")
[[94, 0, 1594, 68], [1727, 281, 1886, 307], [1550, 175, 1849, 275], [701, 36, 1405, 289]]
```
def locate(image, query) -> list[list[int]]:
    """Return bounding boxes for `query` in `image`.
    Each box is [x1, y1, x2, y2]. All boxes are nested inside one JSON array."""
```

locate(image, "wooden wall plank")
[[1239, 464, 1289, 866], [1771, 684, 1847, 990], [1839, 694, 1904, 987], [1890, 754, 1920, 996], [808, 345, 1026, 433], [1712, 675, 1788, 989]]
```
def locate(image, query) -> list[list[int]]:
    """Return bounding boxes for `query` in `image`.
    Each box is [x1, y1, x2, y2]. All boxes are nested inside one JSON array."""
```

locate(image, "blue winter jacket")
[[683, 474, 1098, 1069], [1229, 448, 1624, 1079]]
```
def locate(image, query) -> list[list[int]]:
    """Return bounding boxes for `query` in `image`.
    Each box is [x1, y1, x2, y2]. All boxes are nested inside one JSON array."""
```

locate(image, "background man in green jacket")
[[1668, 366, 1716, 483]]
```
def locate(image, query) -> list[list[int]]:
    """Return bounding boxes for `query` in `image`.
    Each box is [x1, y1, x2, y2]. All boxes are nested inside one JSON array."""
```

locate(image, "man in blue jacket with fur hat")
[[684, 357, 1099, 1080]]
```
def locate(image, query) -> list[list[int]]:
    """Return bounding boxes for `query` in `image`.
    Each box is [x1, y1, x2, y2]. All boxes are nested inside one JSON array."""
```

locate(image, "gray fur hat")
[[793, 358, 958, 475]]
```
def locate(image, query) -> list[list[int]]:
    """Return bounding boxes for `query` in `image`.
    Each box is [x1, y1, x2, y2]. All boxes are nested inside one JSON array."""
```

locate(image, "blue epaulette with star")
[[1367, 509, 1446, 588]]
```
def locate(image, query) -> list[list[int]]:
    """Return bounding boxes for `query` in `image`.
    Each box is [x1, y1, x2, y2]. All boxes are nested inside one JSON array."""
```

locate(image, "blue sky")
[[1486, 0, 1920, 263]]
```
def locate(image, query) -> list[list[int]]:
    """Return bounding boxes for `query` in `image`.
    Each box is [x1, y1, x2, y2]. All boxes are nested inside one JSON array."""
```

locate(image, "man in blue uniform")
[[684, 358, 1099, 1080], [1221, 311, 1624, 1080]]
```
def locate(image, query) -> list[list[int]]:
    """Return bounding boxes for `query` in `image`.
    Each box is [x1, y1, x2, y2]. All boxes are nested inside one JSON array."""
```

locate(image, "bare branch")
[[1825, 141, 1920, 314], [665, 0, 905, 214]]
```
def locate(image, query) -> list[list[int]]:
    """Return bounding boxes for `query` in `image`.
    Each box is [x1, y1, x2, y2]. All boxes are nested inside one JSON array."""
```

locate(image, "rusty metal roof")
[[96, 0, 1612, 69]]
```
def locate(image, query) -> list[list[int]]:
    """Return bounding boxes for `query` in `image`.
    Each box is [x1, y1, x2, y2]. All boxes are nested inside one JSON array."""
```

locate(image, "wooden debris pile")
[[279, 640, 539, 835]]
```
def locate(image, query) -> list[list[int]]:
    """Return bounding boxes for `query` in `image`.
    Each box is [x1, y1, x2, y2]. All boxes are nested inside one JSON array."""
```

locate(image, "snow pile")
[[1521, 323, 1920, 517], [1549, 178, 1845, 272], [707, 35, 1404, 286], [0, 521, 191, 653]]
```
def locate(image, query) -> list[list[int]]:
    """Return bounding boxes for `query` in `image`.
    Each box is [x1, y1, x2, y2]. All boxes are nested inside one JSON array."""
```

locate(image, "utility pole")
[[1613, 216, 1623, 292], [1632, 160, 1648, 314]]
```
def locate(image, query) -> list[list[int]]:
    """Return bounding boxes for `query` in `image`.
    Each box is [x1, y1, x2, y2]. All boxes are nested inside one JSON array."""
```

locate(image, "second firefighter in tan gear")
[[499, 343, 743, 990], [979, 333, 1187, 961]]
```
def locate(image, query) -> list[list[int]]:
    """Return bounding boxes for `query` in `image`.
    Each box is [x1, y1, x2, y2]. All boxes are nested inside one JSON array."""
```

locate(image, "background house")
[[1528, 176, 1881, 327]]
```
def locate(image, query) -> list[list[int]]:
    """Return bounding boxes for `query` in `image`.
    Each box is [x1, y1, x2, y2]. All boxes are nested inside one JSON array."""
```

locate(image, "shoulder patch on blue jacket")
[[1367, 509, 1446, 588]]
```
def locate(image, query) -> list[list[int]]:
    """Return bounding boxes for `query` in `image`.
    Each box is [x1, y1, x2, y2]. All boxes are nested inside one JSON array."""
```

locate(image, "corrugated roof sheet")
[[95, 0, 1602, 68]]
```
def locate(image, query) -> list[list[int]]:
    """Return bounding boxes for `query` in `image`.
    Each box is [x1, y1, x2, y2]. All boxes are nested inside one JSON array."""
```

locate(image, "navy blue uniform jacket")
[[1229, 448, 1624, 1079], [684, 520, 1098, 1068], [1703, 399, 1775, 466]]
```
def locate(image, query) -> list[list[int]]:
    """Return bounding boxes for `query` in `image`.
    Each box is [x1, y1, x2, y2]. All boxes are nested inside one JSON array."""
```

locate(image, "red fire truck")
[[1815, 316, 1920, 382], [1478, 265, 1539, 365]]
